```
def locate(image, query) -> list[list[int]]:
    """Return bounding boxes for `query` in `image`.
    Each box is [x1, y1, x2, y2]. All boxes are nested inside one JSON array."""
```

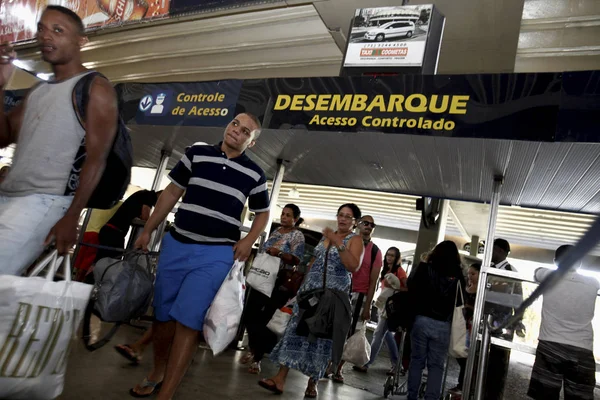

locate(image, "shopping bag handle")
[[28, 249, 72, 282]]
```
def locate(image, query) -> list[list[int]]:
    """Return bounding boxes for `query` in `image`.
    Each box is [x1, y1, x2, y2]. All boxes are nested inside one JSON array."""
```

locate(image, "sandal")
[[239, 352, 254, 365], [352, 365, 368, 373], [258, 378, 283, 395], [305, 379, 318, 398], [129, 378, 163, 398], [248, 361, 261, 374], [332, 373, 344, 384], [115, 344, 142, 364]]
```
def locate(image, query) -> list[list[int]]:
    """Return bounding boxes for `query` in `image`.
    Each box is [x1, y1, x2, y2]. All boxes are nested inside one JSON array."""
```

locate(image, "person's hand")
[[266, 247, 279, 257], [45, 213, 80, 255], [322, 227, 339, 247], [134, 231, 152, 252], [515, 322, 526, 338], [0, 43, 16, 89], [234, 237, 254, 261], [361, 308, 371, 322]]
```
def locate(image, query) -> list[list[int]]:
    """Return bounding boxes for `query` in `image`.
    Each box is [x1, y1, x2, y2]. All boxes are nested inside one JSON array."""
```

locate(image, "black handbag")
[[296, 244, 333, 339]]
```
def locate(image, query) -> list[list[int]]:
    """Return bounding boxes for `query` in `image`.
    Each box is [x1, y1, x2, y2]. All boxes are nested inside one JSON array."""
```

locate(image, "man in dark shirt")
[[130, 113, 270, 399], [94, 189, 160, 261]]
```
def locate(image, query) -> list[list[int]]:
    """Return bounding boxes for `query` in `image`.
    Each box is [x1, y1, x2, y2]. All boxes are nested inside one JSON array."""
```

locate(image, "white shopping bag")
[[342, 322, 371, 366], [245, 253, 280, 297], [0, 251, 93, 400], [449, 281, 468, 358], [204, 260, 246, 356], [266, 298, 295, 336]]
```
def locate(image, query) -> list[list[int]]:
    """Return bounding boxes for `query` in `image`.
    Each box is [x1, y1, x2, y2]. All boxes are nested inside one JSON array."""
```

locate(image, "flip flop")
[[129, 378, 162, 398], [332, 373, 344, 384], [115, 344, 142, 364], [248, 361, 261, 374], [258, 378, 284, 395], [305, 380, 318, 398]]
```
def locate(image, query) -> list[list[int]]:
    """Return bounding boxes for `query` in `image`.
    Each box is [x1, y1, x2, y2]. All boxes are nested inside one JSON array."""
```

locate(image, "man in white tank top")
[[0, 6, 118, 275]]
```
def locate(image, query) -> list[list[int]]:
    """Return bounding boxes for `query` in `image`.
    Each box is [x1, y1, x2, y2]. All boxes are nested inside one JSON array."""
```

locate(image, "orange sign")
[[0, 0, 170, 43]]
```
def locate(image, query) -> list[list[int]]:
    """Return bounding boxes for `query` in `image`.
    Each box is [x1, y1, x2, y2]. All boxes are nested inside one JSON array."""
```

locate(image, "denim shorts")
[[153, 233, 235, 331]]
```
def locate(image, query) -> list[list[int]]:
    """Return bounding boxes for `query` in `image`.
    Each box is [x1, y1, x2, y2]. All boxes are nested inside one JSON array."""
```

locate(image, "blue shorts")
[[153, 233, 234, 331]]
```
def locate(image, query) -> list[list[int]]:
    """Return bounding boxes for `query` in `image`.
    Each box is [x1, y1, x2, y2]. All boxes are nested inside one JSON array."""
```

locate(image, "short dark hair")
[[470, 262, 482, 272], [240, 112, 262, 139], [494, 238, 511, 254], [338, 203, 361, 220], [45, 6, 85, 35], [284, 203, 301, 219], [555, 245, 573, 263]]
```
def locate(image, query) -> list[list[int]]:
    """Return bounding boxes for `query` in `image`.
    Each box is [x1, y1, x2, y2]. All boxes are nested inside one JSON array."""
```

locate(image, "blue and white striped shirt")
[[168, 142, 270, 245]]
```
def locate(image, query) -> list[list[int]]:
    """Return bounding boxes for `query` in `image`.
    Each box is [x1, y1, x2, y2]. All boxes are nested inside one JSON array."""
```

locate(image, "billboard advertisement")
[[0, 0, 170, 43], [343, 5, 434, 68]]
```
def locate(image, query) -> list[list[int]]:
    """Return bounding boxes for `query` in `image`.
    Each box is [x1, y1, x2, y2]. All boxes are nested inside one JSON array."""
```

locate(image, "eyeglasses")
[[361, 221, 376, 228], [337, 213, 355, 221]]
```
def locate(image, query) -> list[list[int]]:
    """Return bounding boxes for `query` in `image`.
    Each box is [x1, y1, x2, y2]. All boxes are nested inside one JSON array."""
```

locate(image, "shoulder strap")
[[370, 243, 379, 270], [72, 71, 105, 128]]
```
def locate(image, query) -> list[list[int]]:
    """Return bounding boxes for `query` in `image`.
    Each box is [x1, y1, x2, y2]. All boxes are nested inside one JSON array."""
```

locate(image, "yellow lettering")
[[274, 95, 291, 110], [315, 95, 332, 111], [177, 93, 185, 102], [429, 95, 449, 114], [304, 95, 317, 111], [351, 95, 368, 111], [330, 94, 353, 111], [449, 95, 469, 114], [309, 114, 320, 125], [405, 94, 428, 112], [366, 95, 386, 112], [290, 95, 306, 111], [362, 116, 373, 126], [217, 94, 225, 102], [387, 95, 404, 112]]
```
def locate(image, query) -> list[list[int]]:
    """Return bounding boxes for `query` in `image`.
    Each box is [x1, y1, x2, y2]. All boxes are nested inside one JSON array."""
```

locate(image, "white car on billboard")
[[364, 21, 415, 42]]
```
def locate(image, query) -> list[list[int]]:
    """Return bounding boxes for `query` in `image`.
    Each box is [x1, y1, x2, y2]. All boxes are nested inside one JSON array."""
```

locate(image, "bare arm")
[[0, 44, 22, 147], [234, 210, 270, 261], [143, 183, 184, 234], [365, 260, 383, 309], [46, 77, 118, 254], [339, 235, 364, 273]]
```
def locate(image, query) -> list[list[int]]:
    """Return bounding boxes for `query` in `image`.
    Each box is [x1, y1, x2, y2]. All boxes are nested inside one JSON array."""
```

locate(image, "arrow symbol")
[[139, 95, 153, 111], [141, 98, 151, 107]]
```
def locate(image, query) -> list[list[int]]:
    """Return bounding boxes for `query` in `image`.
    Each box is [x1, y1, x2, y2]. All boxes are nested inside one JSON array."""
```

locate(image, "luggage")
[[246, 252, 280, 297], [342, 322, 371, 366], [0, 251, 92, 400], [385, 291, 413, 332], [204, 260, 246, 355], [67, 71, 133, 210]]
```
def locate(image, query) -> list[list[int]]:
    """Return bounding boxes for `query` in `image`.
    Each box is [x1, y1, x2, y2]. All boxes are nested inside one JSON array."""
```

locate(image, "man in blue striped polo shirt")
[[131, 113, 270, 398]]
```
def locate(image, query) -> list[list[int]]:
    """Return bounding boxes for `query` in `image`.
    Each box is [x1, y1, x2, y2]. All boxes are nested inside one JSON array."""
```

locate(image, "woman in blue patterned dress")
[[241, 204, 306, 374], [259, 203, 364, 398]]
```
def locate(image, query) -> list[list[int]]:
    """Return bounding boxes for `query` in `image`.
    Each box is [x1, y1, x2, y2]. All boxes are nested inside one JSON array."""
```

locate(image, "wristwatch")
[[337, 244, 346, 252], [277, 251, 283, 258]]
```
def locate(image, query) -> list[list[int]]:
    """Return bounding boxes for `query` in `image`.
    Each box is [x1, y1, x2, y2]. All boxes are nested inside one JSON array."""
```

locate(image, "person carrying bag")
[[0, 250, 92, 400]]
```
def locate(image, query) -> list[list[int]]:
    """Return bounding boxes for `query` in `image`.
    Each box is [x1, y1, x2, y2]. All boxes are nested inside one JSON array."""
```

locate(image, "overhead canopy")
[[118, 71, 600, 214]]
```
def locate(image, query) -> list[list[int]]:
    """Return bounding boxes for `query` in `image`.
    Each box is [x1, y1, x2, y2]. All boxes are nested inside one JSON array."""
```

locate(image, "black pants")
[[243, 287, 291, 362], [457, 357, 467, 390], [349, 292, 365, 337], [484, 344, 511, 400]]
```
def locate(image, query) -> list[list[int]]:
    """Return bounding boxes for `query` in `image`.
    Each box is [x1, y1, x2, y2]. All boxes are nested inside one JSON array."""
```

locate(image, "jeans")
[[366, 317, 399, 367], [408, 315, 451, 400], [0, 193, 72, 275]]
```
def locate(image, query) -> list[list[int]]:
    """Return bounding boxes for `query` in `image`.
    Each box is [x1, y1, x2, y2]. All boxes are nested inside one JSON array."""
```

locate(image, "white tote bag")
[[0, 251, 93, 400], [245, 252, 280, 297], [448, 280, 468, 359], [204, 260, 246, 356], [342, 322, 372, 366], [266, 298, 296, 336]]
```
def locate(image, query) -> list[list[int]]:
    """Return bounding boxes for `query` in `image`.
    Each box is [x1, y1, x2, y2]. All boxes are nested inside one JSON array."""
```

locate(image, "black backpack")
[[65, 71, 132, 209]]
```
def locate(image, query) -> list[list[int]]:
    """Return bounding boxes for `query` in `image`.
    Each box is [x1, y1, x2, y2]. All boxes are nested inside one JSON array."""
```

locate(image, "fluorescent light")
[[36, 73, 53, 81], [12, 59, 29, 70]]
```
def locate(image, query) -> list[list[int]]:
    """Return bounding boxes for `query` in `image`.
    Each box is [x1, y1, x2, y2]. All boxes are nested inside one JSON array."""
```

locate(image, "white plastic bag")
[[266, 298, 295, 336], [245, 253, 280, 297], [342, 322, 371, 366], [449, 281, 468, 358], [0, 251, 93, 400], [204, 260, 246, 356]]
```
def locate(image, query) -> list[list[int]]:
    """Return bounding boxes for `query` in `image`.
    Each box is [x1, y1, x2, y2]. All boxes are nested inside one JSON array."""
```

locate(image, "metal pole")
[[463, 175, 503, 400], [150, 150, 171, 253], [71, 208, 92, 266], [263, 159, 285, 236], [474, 315, 493, 400]]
